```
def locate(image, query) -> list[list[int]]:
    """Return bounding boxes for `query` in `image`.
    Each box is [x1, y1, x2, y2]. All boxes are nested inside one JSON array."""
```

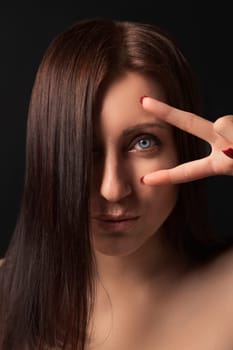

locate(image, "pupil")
[[140, 139, 150, 148]]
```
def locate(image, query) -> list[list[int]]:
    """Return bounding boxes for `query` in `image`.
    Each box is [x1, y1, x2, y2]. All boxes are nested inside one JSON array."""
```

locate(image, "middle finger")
[[141, 97, 216, 144]]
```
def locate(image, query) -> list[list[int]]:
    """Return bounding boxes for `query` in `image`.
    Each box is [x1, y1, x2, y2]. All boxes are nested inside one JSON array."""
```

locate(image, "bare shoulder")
[[209, 245, 233, 276], [195, 245, 233, 308], [167, 246, 233, 349], [193, 245, 233, 287], [180, 245, 233, 314]]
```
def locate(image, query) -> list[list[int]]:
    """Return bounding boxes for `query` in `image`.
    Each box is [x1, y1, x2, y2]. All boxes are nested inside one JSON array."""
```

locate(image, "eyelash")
[[129, 133, 162, 152], [92, 133, 162, 155]]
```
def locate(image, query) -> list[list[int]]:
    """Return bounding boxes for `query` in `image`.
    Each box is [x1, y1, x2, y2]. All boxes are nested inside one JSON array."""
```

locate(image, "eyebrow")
[[122, 122, 168, 136]]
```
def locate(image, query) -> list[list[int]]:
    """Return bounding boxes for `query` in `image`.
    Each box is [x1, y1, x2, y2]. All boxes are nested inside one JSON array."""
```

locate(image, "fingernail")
[[222, 147, 233, 159], [140, 95, 148, 104]]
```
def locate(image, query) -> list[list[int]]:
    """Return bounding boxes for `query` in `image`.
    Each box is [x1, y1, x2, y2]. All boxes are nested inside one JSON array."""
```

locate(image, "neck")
[[93, 230, 186, 293]]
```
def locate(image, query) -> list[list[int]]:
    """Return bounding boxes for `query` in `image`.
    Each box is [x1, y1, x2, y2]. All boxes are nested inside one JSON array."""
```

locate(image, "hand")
[[141, 97, 233, 185]]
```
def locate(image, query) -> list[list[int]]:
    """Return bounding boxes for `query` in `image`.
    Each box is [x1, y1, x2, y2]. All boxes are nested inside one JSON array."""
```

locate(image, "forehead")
[[96, 71, 169, 137]]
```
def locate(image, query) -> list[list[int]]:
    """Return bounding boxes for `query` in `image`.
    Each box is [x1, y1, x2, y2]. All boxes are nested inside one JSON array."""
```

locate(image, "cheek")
[[131, 157, 179, 215], [151, 184, 178, 206], [129, 155, 178, 210], [140, 184, 179, 229], [129, 151, 178, 184], [140, 179, 178, 204]]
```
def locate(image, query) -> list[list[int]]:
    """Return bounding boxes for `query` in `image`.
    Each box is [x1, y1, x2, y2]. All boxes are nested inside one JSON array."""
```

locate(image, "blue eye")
[[132, 134, 161, 151], [136, 138, 153, 149]]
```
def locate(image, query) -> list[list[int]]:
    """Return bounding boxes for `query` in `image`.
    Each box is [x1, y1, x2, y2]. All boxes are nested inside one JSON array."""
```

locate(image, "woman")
[[0, 18, 233, 350]]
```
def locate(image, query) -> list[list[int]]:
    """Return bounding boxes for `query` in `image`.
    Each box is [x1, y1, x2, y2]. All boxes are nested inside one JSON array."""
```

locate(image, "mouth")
[[92, 216, 140, 232]]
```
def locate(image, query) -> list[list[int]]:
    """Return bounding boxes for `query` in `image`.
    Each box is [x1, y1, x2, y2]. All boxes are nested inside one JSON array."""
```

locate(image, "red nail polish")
[[222, 147, 233, 159], [140, 95, 148, 104]]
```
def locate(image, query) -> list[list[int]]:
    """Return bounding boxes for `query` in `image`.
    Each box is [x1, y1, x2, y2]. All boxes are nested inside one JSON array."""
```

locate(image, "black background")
[[0, 2, 232, 257]]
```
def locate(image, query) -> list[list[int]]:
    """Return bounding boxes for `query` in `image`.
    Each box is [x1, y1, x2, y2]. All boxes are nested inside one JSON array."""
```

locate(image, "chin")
[[93, 234, 150, 257]]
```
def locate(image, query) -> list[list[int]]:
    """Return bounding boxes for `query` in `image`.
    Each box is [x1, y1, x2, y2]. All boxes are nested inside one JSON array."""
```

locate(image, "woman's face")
[[90, 72, 178, 256]]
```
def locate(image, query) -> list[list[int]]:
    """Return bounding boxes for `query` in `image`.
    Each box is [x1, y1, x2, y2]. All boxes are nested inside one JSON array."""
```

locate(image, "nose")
[[99, 154, 132, 202]]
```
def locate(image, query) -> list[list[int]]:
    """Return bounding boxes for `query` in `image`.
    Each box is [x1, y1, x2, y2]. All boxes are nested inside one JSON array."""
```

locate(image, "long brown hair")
[[0, 17, 230, 350]]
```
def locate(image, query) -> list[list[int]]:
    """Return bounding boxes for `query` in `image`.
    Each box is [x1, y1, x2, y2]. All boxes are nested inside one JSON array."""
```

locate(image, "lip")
[[94, 214, 139, 221], [92, 216, 140, 232]]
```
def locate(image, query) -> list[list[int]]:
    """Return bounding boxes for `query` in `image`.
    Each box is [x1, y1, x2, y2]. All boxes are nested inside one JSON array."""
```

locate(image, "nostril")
[[100, 177, 132, 202]]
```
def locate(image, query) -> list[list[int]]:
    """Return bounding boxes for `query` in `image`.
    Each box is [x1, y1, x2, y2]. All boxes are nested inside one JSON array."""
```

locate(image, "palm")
[[141, 97, 233, 185]]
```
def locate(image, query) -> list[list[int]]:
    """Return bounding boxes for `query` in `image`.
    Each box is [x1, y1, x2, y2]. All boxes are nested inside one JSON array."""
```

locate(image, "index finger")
[[142, 97, 216, 144], [142, 156, 214, 185]]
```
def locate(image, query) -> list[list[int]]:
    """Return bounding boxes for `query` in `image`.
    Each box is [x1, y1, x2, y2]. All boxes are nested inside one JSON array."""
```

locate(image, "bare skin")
[[141, 97, 233, 185], [1, 251, 233, 350], [1, 74, 233, 349], [87, 73, 233, 349], [87, 248, 233, 350]]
